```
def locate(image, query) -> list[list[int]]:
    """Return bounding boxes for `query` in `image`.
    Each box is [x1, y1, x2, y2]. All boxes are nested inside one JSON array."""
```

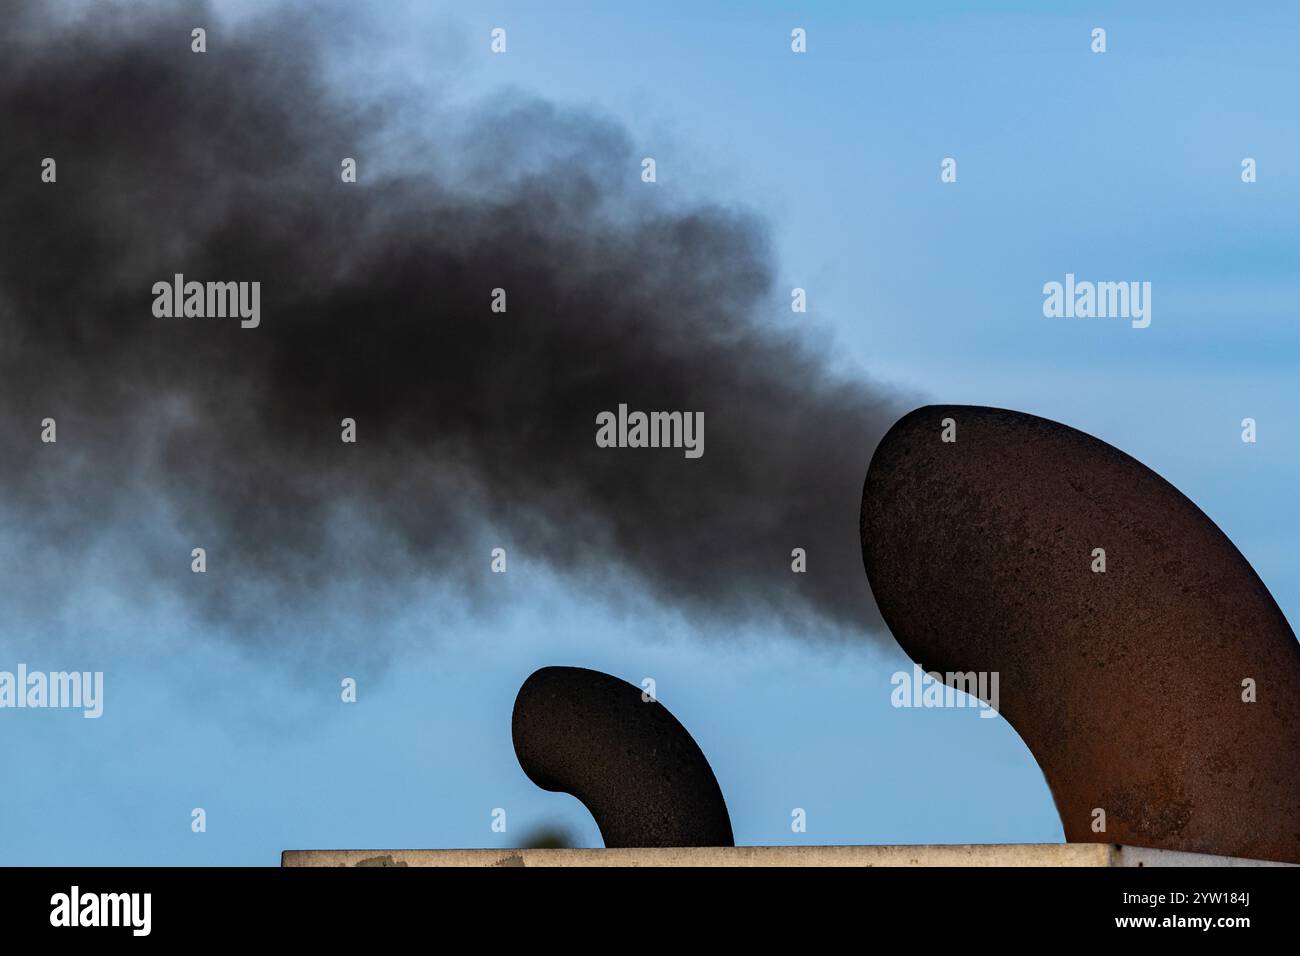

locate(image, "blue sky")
[[2, 0, 1296, 863]]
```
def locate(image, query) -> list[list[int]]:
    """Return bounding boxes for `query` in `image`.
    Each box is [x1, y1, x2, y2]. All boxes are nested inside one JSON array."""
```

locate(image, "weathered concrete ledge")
[[281, 844, 1293, 868]]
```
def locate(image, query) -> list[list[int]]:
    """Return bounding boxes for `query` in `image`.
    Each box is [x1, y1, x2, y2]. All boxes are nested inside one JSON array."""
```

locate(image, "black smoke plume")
[[0, 1, 906, 654]]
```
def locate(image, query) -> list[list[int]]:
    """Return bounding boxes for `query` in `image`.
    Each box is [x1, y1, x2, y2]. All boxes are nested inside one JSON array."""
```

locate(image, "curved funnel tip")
[[861, 404, 1300, 863], [512, 666, 734, 848]]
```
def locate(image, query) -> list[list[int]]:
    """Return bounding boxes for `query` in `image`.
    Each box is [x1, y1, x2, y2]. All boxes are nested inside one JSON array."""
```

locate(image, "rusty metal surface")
[[860, 405, 1300, 863], [512, 666, 734, 848]]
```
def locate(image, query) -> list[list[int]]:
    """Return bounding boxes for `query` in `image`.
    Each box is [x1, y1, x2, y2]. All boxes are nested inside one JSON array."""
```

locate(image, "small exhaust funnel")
[[512, 666, 734, 848]]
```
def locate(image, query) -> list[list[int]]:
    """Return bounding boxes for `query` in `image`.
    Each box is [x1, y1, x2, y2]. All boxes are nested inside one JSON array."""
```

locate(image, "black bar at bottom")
[[0, 862, 1288, 942]]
